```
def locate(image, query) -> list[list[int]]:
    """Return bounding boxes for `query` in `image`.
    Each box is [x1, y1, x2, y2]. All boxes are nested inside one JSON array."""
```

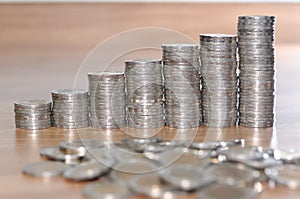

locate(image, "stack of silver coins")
[[125, 60, 164, 128], [52, 89, 89, 129], [88, 72, 126, 129], [14, 99, 52, 129], [200, 34, 238, 127], [162, 44, 201, 128], [238, 15, 275, 128]]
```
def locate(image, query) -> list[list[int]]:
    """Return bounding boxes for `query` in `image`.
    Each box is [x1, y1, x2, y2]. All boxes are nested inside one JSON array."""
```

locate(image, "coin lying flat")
[[110, 158, 159, 183], [265, 164, 300, 189], [273, 148, 300, 163], [63, 161, 109, 181], [218, 145, 265, 162], [83, 182, 132, 199], [207, 162, 260, 186], [22, 161, 67, 177], [59, 139, 104, 156], [157, 147, 210, 167], [129, 173, 174, 198], [160, 164, 216, 191], [197, 184, 257, 199], [40, 146, 83, 164]]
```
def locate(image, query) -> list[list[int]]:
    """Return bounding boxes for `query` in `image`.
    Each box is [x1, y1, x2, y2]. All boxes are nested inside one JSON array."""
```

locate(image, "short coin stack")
[[52, 89, 89, 129], [238, 15, 276, 128], [88, 72, 126, 129], [200, 34, 238, 127], [125, 60, 164, 128], [14, 99, 52, 129], [162, 44, 201, 128]]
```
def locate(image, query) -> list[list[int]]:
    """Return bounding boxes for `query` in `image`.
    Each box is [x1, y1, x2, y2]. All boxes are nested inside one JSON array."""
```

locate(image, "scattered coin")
[[160, 164, 216, 191], [22, 161, 67, 177], [63, 161, 110, 181], [128, 173, 174, 198], [83, 182, 132, 199], [59, 139, 104, 156], [265, 164, 300, 189], [197, 184, 257, 199], [207, 162, 260, 186]]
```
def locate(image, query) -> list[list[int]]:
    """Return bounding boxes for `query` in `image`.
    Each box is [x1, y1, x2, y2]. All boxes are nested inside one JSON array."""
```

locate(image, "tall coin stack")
[[125, 60, 164, 129], [237, 16, 275, 128], [200, 34, 238, 127], [88, 72, 126, 129], [52, 89, 89, 129], [14, 99, 52, 130], [162, 44, 201, 128]]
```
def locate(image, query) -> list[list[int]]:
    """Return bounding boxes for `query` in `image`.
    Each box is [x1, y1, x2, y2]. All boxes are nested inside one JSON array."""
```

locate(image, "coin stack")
[[125, 60, 164, 128], [237, 16, 275, 128], [52, 89, 89, 129], [88, 72, 126, 129], [162, 44, 201, 128], [14, 99, 52, 130], [200, 34, 238, 127]]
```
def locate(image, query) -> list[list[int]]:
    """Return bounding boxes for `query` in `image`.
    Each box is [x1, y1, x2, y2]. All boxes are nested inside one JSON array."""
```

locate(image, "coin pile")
[[237, 15, 276, 128], [88, 72, 126, 129], [125, 60, 164, 128], [162, 44, 201, 128], [200, 34, 238, 127], [51, 89, 89, 129], [23, 137, 300, 198], [14, 99, 52, 129]]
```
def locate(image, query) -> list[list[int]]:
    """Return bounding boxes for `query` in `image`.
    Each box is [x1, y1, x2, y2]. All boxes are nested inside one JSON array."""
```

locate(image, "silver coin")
[[40, 146, 84, 164], [160, 164, 215, 191], [59, 139, 104, 156], [265, 164, 300, 188], [22, 161, 67, 177], [63, 161, 109, 181], [197, 184, 258, 199], [207, 162, 260, 186], [110, 158, 159, 183], [129, 173, 174, 198], [82, 182, 132, 199]]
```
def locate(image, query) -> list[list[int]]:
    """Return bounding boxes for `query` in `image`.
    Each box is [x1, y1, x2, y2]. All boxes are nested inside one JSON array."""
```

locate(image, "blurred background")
[[1, 1, 300, 142]]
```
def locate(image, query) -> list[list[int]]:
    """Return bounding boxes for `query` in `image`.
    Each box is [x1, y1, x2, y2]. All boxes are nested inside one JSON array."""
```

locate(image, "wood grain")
[[0, 3, 300, 199]]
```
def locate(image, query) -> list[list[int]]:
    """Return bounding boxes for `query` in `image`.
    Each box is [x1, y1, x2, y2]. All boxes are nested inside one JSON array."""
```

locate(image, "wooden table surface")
[[1, 2, 300, 199]]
